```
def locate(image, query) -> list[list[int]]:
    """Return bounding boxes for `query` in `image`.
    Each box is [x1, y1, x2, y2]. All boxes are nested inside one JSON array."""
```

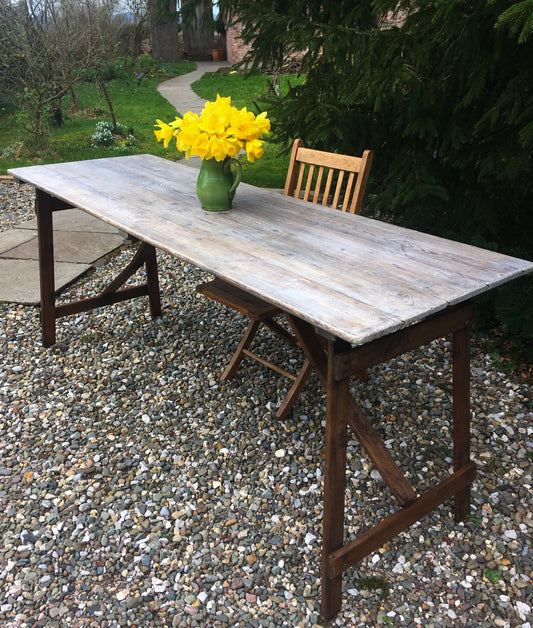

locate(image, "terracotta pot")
[[211, 48, 225, 61]]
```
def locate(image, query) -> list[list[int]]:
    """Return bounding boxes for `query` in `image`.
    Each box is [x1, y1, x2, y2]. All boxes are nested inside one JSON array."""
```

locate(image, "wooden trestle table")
[[9, 155, 533, 621]]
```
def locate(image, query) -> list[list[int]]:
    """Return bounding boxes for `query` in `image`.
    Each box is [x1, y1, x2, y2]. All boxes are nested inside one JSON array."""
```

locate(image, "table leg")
[[36, 190, 56, 347], [35, 216, 162, 346], [143, 243, 162, 318], [321, 339, 350, 621], [285, 308, 477, 622], [286, 314, 416, 507], [452, 325, 472, 521]]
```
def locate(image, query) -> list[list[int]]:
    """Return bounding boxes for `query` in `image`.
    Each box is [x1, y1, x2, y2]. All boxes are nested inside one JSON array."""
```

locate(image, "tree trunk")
[[70, 85, 80, 113], [96, 67, 117, 132]]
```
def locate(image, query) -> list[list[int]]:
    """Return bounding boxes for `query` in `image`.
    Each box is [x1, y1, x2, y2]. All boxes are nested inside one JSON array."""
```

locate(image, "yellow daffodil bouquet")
[[154, 94, 270, 163], [154, 94, 271, 211]]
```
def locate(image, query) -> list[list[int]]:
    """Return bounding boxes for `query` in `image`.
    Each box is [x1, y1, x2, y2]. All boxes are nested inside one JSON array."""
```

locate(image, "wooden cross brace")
[[36, 189, 162, 347], [285, 303, 477, 621]]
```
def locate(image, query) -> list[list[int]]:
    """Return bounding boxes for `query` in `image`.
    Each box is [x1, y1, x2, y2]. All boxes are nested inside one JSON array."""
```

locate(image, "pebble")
[[0, 181, 532, 627]]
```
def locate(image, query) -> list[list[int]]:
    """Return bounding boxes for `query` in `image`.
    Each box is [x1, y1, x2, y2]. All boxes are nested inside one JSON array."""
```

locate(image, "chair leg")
[[276, 358, 313, 420], [222, 319, 261, 381], [220, 314, 314, 419]]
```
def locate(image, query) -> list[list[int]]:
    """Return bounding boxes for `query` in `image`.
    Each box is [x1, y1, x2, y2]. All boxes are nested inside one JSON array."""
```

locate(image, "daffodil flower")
[[245, 138, 265, 162], [154, 94, 270, 163], [154, 120, 176, 148]]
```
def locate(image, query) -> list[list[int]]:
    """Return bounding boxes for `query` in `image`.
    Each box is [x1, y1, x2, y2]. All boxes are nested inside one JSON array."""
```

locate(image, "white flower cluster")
[[91, 121, 133, 148], [91, 121, 115, 147]]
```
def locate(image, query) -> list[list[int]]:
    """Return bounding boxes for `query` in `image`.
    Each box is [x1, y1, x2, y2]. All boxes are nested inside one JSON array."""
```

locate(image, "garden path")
[[157, 60, 231, 168]]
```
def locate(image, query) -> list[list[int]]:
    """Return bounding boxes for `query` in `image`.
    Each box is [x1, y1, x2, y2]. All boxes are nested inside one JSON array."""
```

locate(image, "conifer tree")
[[221, 0, 533, 348], [222, 1, 530, 243], [222, 0, 533, 349]]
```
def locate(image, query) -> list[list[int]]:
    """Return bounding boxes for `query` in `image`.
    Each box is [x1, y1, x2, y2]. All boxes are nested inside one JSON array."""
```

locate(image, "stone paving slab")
[[19, 208, 121, 233], [0, 229, 36, 255], [0, 209, 125, 304], [0, 258, 91, 305], [1, 231, 125, 264]]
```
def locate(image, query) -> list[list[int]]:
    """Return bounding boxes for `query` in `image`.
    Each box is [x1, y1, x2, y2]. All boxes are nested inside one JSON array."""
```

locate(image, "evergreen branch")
[[495, 0, 533, 43]]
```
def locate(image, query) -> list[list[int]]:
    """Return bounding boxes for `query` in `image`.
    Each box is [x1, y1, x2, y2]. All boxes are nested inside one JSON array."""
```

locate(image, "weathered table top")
[[10, 154, 533, 345]]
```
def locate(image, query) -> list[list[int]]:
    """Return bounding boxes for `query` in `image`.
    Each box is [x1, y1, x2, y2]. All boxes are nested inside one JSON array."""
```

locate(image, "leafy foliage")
[[485, 566, 504, 583], [496, 0, 533, 42], [221, 0, 533, 353], [0, 61, 192, 172]]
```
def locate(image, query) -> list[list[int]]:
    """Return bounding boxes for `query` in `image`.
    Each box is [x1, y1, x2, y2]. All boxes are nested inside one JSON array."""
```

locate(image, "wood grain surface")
[[10, 154, 533, 345]]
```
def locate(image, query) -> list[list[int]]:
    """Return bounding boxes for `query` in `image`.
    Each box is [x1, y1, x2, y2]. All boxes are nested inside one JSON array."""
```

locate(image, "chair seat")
[[196, 278, 281, 320]]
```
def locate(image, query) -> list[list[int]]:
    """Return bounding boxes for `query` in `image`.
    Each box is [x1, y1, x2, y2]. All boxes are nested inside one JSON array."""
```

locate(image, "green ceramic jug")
[[196, 157, 242, 211]]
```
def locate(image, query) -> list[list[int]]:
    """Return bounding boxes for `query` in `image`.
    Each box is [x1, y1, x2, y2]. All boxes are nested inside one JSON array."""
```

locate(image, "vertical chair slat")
[[332, 171, 345, 209], [323, 168, 334, 206], [295, 162, 306, 199], [341, 172, 356, 212], [304, 164, 315, 201], [314, 166, 325, 204]]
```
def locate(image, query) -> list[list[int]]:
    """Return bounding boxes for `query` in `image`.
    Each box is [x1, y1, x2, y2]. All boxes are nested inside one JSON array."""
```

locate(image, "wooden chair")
[[284, 138, 373, 212], [196, 139, 373, 419]]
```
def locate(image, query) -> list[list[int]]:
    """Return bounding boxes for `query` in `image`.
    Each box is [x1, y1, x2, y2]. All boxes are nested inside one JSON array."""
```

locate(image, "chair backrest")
[[283, 139, 373, 214]]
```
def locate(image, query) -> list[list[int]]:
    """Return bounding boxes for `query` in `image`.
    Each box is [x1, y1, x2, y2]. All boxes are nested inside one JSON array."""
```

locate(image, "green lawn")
[[0, 59, 195, 174], [191, 70, 301, 109], [192, 70, 305, 187], [0, 64, 303, 188]]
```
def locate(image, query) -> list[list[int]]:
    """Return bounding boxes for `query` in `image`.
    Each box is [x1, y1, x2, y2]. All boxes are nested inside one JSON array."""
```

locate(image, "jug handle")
[[225, 158, 242, 198]]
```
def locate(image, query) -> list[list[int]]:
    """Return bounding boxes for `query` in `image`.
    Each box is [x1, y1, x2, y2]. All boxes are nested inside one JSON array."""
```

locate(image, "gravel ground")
[[1, 181, 532, 628]]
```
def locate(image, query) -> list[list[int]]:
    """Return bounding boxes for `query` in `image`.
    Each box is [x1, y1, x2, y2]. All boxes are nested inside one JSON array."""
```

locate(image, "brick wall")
[[226, 22, 253, 65]]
